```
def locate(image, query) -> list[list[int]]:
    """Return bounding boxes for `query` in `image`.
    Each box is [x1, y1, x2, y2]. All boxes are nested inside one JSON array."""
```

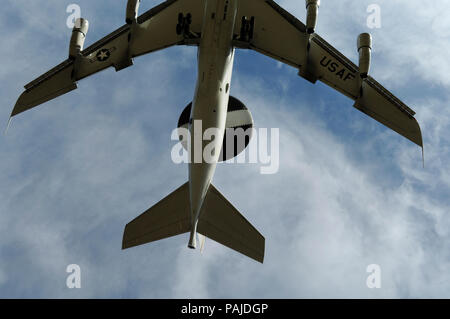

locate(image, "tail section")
[[197, 184, 265, 263], [122, 182, 190, 249], [122, 182, 265, 263]]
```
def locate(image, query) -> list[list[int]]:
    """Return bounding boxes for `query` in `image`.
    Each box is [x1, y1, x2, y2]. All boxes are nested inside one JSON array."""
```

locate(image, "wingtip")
[[122, 240, 133, 250]]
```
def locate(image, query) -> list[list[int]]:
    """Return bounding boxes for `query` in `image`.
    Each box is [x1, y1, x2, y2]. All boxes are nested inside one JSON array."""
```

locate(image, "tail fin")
[[198, 184, 265, 263], [122, 182, 190, 249], [122, 182, 265, 263]]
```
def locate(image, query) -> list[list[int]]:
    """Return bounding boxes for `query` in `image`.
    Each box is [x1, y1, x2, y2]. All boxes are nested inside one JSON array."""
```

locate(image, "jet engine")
[[126, 0, 141, 24], [69, 18, 89, 59], [357, 33, 372, 78], [305, 0, 320, 34], [177, 96, 254, 162]]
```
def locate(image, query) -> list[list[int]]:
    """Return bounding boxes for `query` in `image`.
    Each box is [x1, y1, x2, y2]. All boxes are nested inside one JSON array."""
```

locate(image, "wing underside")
[[234, 0, 422, 147], [12, 0, 422, 147], [11, 0, 205, 117]]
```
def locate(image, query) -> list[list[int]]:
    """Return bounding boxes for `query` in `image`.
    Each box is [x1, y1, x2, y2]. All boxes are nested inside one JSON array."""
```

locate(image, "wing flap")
[[235, 0, 308, 68], [131, 0, 204, 57], [354, 77, 423, 146], [12, 65, 76, 117]]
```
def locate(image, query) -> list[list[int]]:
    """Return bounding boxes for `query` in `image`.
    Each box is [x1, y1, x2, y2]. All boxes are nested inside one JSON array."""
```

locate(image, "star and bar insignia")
[[96, 49, 111, 62]]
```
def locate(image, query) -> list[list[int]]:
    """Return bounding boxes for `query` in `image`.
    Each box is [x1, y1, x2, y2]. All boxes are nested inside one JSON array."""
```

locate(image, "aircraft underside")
[[10, 0, 423, 264]]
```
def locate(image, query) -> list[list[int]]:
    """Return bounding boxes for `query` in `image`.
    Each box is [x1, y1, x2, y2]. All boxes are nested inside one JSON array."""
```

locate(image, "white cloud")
[[0, 0, 449, 298]]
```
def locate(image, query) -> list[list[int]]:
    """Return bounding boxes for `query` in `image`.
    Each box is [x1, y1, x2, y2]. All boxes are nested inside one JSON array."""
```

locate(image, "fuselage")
[[188, 0, 237, 247]]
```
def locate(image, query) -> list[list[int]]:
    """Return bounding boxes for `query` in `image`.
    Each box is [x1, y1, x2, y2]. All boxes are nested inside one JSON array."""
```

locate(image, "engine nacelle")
[[177, 96, 254, 162], [357, 33, 372, 78], [69, 18, 89, 59], [305, 0, 320, 34], [126, 0, 141, 24]]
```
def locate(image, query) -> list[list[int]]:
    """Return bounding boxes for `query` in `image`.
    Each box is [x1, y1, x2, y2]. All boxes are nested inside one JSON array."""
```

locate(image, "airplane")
[[10, 0, 423, 263]]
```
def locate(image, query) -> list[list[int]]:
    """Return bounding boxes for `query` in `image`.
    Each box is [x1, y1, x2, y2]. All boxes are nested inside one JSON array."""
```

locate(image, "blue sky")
[[1, 0, 450, 298]]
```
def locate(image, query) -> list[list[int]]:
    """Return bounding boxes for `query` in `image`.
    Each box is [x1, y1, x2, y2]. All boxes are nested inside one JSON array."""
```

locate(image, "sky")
[[0, 0, 449, 298]]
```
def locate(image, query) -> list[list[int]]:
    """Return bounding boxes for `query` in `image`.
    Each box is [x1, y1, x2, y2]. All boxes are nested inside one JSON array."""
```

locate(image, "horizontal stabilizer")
[[122, 182, 265, 263], [122, 182, 191, 249], [198, 185, 265, 263]]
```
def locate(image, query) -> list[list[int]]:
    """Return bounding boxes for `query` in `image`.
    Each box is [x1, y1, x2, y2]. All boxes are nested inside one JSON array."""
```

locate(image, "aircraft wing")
[[234, 0, 423, 147], [11, 0, 204, 118]]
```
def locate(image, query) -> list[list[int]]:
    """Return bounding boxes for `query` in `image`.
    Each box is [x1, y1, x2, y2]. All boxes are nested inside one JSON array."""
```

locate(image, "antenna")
[[422, 146, 425, 169], [4, 117, 12, 135]]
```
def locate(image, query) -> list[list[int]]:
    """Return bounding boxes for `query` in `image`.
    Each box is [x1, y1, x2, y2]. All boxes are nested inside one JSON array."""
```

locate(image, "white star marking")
[[98, 50, 109, 61]]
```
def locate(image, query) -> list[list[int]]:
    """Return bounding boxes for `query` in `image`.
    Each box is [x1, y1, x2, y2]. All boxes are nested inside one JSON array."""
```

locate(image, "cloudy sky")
[[1, 0, 449, 298]]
